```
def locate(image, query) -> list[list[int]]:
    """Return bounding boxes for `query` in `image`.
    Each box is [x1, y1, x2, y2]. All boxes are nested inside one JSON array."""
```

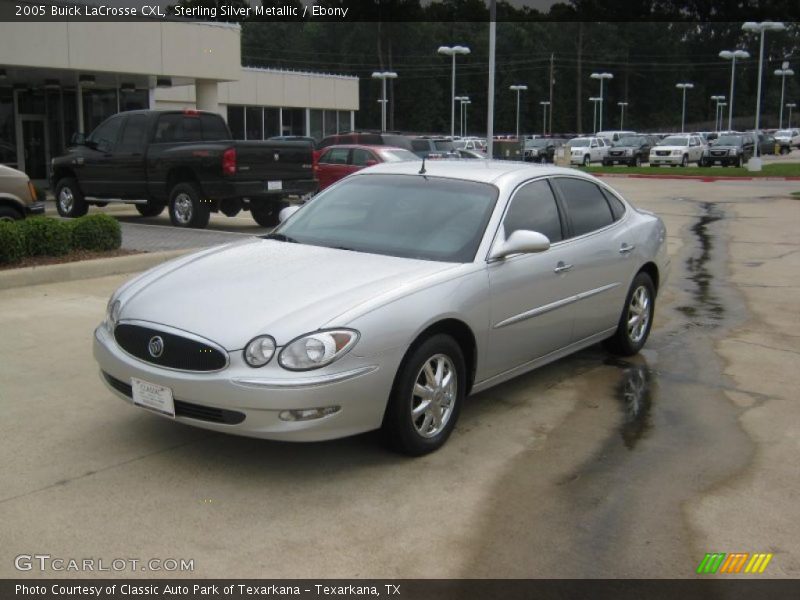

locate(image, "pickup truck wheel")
[[0, 206, 22, 222], [168, 183, 209, 229], [136, 202, 165, 217], [251, 201, 288, 228], [681, 155, 688, 167], [55, 178, 88, 218], [583, 155, 590, 167]]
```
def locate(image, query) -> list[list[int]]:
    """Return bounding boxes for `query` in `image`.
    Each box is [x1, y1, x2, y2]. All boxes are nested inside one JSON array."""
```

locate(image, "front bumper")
[[25, 201, 46, 216], [649, 155, 683, 165], [93, 325, 400, 442]]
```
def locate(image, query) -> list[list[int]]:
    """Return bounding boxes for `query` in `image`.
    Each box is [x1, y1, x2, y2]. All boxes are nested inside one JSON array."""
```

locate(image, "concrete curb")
[[0, 248, 196, 291]]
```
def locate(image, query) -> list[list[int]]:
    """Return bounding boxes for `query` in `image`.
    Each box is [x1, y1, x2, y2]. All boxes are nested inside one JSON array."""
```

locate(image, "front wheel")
[[382, 334, 466, 456], [681, 155, 688, 167], [604, 272, 655, 356], [583, 155, 590, 167], [632, 156, 642, 167], [0, 206, 22, 222], [168, 182, 210, 229], [55, 178, 88, 218]]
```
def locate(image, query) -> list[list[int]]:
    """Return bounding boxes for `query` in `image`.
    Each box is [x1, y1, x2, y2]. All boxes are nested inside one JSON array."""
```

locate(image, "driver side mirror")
[[70, 132, 86, 146], [490, 230, 551, 260], [278, 205, 301, 223]]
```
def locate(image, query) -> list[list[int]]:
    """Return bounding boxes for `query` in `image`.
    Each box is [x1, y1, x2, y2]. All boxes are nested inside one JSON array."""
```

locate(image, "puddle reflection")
[[605, 357, 655, 450]]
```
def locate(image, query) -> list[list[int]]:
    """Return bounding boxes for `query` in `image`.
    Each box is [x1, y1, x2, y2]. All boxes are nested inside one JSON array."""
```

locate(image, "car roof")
[[357, 159, 591, 186], [321, 144, 409, 151]]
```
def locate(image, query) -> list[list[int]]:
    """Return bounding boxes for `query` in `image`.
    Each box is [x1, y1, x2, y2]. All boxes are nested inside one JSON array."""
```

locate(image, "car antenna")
[[418, 157, 426, 175]]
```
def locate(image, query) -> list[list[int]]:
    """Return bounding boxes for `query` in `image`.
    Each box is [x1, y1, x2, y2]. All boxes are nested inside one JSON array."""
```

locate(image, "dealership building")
[[0, 19, 360, 181]]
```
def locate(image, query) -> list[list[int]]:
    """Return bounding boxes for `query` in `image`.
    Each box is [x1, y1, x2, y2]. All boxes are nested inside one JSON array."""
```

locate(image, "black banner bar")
[[3, 580, 800, 600]]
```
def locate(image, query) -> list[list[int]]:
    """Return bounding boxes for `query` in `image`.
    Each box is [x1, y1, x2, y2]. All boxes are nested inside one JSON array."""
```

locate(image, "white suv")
[[649, 134, 704, 167], [774, 129, 800, 148], [568, 136, 607, 166]]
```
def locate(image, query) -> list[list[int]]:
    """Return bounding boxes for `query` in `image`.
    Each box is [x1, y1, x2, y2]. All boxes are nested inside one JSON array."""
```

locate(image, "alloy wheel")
[[173, 193, 194, 224], [627, 286, 651, 344], [58, 187, 74, 214], [410, 354, 457, 439]]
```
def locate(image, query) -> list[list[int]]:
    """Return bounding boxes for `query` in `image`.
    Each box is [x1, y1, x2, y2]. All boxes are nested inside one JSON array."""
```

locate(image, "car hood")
[[117, 239, 458, 349], [652, 145, 687, 151], [610, 145, 638, 150]]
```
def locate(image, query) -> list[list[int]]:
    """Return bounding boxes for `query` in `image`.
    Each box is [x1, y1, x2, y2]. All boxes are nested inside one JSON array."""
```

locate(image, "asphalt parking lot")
[[3, 176, 799, 578]]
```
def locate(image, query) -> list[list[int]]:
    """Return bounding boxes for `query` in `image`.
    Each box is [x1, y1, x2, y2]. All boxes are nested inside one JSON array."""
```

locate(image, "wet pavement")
[[3, 178, 798, 578]]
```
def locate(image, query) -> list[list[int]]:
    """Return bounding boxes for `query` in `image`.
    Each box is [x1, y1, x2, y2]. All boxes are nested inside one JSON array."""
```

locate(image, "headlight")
[[729, 148, 739, 156], [105, 299, 121, 331], [625, 149, 633, 156], [244, 335, 276, 367], [279, 329, 359, 371], [672, 150, 682, 156]]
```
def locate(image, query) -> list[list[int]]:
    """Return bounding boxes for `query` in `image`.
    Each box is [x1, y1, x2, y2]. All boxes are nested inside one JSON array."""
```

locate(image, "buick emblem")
[[148, 336, 164, 358]]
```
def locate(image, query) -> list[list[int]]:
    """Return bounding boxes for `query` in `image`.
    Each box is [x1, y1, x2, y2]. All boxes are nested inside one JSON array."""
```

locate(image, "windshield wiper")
[[264, 232, 299, 243]]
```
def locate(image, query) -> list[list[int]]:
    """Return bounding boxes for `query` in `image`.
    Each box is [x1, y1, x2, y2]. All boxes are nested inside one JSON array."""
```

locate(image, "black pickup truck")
[[50, 109, 316, 228]]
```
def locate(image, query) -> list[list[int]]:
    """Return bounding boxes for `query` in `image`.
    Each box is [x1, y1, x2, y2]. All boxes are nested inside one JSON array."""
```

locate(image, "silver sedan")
[[94, 161, 669, 455]]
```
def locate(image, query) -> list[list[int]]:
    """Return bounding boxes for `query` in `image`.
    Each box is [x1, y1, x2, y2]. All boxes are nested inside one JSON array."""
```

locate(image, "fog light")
[[279, 406, 340, 422]]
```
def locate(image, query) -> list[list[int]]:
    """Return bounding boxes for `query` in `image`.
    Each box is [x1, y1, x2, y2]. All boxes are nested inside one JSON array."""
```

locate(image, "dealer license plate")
[[267, 180, 283, 191], [131, 377, 175, 418]]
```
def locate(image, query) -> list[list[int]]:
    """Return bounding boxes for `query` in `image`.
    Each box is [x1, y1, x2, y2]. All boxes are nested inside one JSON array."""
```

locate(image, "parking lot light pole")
[[710, 95, 725, 131], [509, 84, 528, 139], [590, 72, 613, 132], [742, 21, 785, 164], [438, 45, 471, 138], [462, 99, 471, 136], [719, 102, 728, 129], [539, 101, 550, 135], [617, 101, 628, 129], [455, 96, 468, 137], [787, 103, 797, 128], [774, 63, 794, 128], [676, 83, 694, 133], [589, 97, 601, 133], [719, 49, 750, 131], [371, 71, 397, 132]]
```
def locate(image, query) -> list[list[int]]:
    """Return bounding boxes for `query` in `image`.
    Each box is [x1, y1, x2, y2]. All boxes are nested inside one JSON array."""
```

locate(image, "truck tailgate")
[[233, 141, 313, 182]]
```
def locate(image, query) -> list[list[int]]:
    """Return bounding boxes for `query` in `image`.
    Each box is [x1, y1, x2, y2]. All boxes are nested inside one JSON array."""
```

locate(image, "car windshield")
[[716, 135, 742, 145], [377, 149, 420, 162], [569, 139, 590, 147], [273, 174, 498, 263], [659, 136, 688, 146], [775, 130, 792, 137], [614, 137, 641, 147], [526, 139, 550, 148], [433, 140, 454, 151]]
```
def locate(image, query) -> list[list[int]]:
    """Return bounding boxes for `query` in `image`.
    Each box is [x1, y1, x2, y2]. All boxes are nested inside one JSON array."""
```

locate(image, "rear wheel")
[[382, 334, 465, 456], [251, 200, 288, 228], [0, 206, 22, 222], [55, 178, 88, 218], [168, 182, 210, 229], [135, 201, 165, 217], [604, 272, 655, 356]]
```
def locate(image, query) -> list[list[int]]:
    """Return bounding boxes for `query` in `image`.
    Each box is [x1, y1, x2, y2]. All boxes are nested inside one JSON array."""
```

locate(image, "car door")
[[317, 147, 350, 190], [113, 113, 148, 199], [80, 114, 125, 197], [689, 136, 703, 162], [485, 178, 584, 377], [551, 176, 635, 343]]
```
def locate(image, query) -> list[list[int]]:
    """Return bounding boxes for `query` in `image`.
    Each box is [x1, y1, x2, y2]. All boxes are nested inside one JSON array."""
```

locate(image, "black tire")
[[0, 205, 22, 222], [735, 155, 742, 168], [382, 334, 466, 456], [680, 155, 688, 167], [55, 177, 88, 218], [135, 202, 165, 217], [251, 200, 288, 228], [632, 156, 642, 167], [168, 182, 210, 229], [583, 155, 590, 167], [604, 272, 656, 357], [602, 160, 611, 167], [650, 163, 658, 168]]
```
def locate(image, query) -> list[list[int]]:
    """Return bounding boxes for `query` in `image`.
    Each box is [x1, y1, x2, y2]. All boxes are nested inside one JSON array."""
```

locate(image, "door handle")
[[554, 262, 573, 273], [619, 243, 636, 254]]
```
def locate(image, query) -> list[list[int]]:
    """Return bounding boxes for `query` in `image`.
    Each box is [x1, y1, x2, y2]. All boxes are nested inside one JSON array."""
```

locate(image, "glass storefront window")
[[310, 109, 323, 142], [82, 88, 118, 134], [245, 106, 263, 140], [228, 105, 244, 139], [120, 89, 148, 112], [0, 91, 16, 166], [338, 110, 351, 133], [324, 109, 337, 136], [264, 107, 280, 138], [282, 108, 305, 136]]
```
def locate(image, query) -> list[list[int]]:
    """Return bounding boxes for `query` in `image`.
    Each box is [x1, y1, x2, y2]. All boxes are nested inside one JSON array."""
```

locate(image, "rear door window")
[[117, 114, 147, 153], [321, 148, 350, 165], [553, 177, 615, 238]]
